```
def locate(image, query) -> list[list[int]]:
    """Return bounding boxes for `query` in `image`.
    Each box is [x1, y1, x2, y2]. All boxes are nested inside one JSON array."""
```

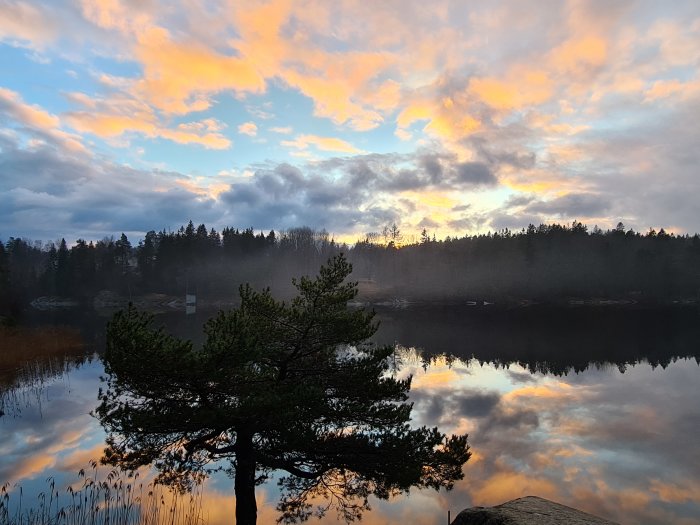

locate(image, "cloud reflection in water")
[[1, 348, 699, 524], [401, 352, 700, 525]]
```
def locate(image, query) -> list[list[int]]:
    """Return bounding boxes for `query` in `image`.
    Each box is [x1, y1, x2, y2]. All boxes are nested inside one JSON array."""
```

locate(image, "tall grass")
[[0, 462, 206, 525]]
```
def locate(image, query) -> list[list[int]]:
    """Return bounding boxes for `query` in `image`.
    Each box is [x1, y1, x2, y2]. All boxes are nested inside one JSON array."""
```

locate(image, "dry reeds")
[[0, 326, 85, 372], [0, 462, 206, 525], [0, 326, 90, 418]]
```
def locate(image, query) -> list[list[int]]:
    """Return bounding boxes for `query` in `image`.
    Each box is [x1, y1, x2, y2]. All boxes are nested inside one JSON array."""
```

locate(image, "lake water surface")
[[2, 306, 700, 525]]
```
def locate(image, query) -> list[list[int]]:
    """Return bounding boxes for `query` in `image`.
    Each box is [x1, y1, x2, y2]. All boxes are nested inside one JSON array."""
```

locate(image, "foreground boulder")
[[451, 496, 618, 525]]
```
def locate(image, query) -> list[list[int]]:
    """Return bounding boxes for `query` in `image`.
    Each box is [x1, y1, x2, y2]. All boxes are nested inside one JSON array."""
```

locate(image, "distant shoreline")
[[23, 291, 700, 314]]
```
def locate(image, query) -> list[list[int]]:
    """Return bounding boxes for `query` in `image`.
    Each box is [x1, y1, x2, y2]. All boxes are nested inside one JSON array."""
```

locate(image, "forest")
[[2, 220, 700, 318]]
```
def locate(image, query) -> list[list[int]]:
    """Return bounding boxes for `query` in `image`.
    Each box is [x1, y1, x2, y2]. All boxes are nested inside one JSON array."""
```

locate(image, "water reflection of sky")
[[2, 351, 700, 524]]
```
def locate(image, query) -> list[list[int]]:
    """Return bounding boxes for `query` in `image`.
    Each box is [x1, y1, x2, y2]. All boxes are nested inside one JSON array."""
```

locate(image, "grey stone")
[[450, 496, 619, 525]]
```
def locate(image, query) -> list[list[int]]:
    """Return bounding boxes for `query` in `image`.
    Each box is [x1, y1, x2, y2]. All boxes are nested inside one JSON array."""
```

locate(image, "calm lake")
[[2, 306, 700, 525]]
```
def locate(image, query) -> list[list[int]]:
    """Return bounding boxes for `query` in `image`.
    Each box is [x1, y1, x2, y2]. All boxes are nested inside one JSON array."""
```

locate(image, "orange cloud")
[[0, 87, 59, 128], [0, 1, 56, 48], [394, 128, 412, 141], [175, 176, 231, 199], [230, 0, 293, 78], [396, 102, 433, 130], [282, 69, 385, 131], [66, 112, 155, 137], [281, 134, 365, 154], [238, 121, 258, 137], [549, 35, 608, 75], [49, 129, 88, 153], [649, 479, 700, 504], [410, 366, 461, 390], [469, 68, 553, 110], [58, 443, 107, 474], [469, 78, 520, 110], [644, 78, 700, 102], [499, 165, 586, 196], [135, 27, 265, 114], [502, 381, 573, 402], [603, 73, 645, 97], [79, 0, 152, 34], [470, 471, 560, 506], [160, 123, 231, 149], [648, 20, 700, 67], [0, 87, 87, 153], [70, 2, 414, 138], [67, 106, 231, 149], [403, 190, 457, 209], [395, 97, 480, 154], [231, 2, 397, 130], [528, 113, 589, 136], [364, 79, 402, 112], [424, 114, 481, 138], [5, 454, 56, 485]]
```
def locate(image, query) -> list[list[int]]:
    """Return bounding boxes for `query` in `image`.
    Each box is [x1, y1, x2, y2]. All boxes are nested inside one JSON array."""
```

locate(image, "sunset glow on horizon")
[[1, 0, 699, 242]]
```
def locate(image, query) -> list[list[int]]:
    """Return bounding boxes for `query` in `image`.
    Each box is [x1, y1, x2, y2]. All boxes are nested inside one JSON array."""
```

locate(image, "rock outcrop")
[[451, 496, 618, 525]]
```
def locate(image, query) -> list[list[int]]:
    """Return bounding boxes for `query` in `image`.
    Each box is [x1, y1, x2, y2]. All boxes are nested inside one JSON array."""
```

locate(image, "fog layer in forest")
[[2, 221, 699, 318]]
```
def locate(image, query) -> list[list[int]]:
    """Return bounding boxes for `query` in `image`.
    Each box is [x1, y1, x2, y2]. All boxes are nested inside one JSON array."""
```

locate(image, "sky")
[[1, 0, 699, 243]]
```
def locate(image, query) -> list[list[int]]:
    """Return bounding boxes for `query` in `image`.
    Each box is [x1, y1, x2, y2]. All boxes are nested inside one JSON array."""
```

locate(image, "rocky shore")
[[451, 496, 618, 525]]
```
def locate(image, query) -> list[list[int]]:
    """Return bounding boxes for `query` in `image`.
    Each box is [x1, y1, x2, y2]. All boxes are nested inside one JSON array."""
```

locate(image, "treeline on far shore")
[[1, 221, 700, 318]]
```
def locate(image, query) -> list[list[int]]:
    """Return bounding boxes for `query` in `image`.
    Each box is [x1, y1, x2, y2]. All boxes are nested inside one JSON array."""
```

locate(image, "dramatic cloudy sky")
[[1, 0, 699, 242]]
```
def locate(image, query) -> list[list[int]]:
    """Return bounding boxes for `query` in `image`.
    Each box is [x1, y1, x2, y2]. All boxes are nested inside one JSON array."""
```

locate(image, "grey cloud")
[[488, 212, 545, 231], [0, 139, 86, 193], [452, 162, 497, 186], [504, 194, 537, 208], [234, 162, 358, 210], [447, 214, 489, 232], [361, 206, 402, 229], [313, 151, 501, 194], [487, 192, 612, 232], [418, 154, 443, 183], [379, 168, 426, 192], [526, 193, 610, 217], [272, 163, 304, 186], [306, 184, 349, 207], [256, 173, 292, 198], [506, 370, 539, 384], [447, 218, 474, 231], [411, 386, 503, 426], [0, 134, 222, 240], [455, 390, 500, 418], [422, 397, 446, 424], [489, 150, 536, 170], [469, 136, 538, 170], [218, 163, 387, 233], [397, 199, 417, 213], [346, 160, 378, 188], [580, 98, 700, 232], [479, 405, 540, 434], [417, 217, 439, 228], [224, 184, 262, 205]]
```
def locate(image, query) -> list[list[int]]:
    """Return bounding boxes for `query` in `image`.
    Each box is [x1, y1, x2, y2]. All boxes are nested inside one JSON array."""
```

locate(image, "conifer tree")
[[97, 254, 470, 525]]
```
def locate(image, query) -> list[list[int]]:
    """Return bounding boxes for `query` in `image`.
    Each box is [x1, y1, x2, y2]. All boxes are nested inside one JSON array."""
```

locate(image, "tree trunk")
[[235, 429, 257, 525]]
